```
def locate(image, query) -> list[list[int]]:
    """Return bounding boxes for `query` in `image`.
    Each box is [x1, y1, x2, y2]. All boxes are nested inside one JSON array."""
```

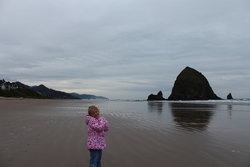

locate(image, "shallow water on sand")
[[0, 99, 250, 167]]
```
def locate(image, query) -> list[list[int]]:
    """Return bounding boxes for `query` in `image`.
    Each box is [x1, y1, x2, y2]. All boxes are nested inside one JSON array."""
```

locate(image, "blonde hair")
[[88, 105, 99, 116]]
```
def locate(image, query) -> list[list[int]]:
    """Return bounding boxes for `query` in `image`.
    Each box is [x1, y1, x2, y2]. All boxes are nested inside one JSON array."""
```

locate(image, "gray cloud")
[[1, 0, 250, 99]]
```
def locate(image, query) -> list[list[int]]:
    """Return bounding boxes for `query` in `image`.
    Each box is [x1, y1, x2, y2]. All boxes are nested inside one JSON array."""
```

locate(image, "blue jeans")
[[89, 149, 102, 167]]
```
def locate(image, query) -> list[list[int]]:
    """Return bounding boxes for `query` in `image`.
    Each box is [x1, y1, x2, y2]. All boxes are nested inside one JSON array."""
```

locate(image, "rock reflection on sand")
[[169, 103, 216, 131], [147, 101, 163, 113]]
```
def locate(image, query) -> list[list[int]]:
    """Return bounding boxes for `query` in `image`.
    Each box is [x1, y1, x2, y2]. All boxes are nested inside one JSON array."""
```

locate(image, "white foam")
[[167, 99, 250, 105]]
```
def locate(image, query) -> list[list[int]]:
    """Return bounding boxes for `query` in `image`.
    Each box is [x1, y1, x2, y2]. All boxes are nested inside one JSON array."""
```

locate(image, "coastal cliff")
[[0, 79, 108, 99]]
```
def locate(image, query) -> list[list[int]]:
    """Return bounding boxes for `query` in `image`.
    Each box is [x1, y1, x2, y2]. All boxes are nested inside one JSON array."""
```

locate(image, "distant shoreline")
[[0, 97, 109, 101], [1, 97, 249, 106]]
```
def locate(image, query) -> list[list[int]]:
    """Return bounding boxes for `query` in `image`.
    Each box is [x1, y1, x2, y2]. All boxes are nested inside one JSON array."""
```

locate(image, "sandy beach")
[[1, 99, 250, 167], [0, 99, 88, 167]]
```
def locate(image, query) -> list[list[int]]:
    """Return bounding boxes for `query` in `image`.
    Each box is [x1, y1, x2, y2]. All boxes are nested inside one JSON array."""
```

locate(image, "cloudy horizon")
[[1, 0, 250, 99]]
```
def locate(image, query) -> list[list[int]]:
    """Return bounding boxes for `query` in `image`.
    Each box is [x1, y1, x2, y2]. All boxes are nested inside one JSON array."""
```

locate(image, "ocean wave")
[[167, 99, 250, 105]]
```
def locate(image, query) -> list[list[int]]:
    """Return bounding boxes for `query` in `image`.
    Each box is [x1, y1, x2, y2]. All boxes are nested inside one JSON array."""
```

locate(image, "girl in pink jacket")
[[85, 105, 109, 167]]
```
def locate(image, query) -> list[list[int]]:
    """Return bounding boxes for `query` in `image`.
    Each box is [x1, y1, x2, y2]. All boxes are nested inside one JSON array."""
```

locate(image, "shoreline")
[[1, 97, 250, 105]]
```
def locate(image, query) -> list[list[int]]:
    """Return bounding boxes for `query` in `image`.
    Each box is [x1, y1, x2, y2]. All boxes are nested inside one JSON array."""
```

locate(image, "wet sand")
[[0, 99, 250, 167]]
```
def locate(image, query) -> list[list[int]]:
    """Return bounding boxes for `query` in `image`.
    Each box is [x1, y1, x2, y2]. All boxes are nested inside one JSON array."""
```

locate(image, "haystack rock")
[[168, 67, 221, 100], [227, 93, 233, 99], [147, 91, 165, 101]]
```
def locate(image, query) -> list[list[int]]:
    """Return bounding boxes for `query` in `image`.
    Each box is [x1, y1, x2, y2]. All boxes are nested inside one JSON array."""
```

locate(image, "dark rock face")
[[227, 93, 233, 99], [147, 91, 165, 101], [168, 67, 221, 100]]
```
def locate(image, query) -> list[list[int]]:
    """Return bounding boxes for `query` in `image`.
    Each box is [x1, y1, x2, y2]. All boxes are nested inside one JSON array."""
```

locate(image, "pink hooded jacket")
[[85, 115, 109, 150]]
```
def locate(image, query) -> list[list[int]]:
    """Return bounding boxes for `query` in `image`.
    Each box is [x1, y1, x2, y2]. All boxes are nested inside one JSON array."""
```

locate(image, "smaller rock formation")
[[147, 91, 165, 101], [227, 93, 233, 100]]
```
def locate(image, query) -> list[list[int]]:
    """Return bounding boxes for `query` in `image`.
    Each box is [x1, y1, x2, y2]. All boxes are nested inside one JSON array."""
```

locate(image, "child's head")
[[88, 105, 100, 118]]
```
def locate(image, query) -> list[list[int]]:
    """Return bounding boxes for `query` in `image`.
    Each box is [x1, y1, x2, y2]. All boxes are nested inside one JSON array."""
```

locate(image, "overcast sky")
[[0, 0, 250, 99]]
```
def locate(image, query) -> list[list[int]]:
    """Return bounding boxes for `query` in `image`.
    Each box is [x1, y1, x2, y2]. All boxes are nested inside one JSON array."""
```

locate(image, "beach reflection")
[[147, 101, 164, 113], [169, 103, 216, 131], [227, 104, 232, 119]]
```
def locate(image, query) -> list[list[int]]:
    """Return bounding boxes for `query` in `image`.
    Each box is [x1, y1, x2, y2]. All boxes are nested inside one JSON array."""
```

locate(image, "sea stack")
[[168, 67, 221, 100], [147, 91, 165, 101], [227, 93, 233, 100]]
